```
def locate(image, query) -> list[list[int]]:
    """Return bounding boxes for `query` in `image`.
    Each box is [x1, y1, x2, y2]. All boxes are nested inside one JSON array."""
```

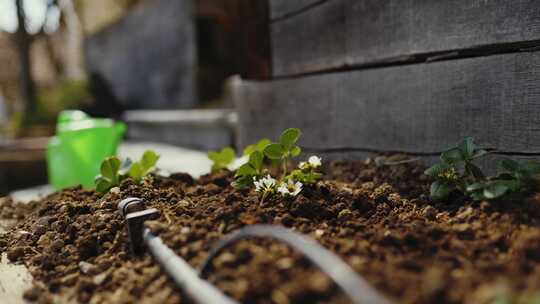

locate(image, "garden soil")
[[2, 156, 540, 304]]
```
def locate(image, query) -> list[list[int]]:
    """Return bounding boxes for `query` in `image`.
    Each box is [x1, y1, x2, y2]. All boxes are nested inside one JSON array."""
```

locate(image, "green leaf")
[[128, 162, 144, 181], [459, 137, 476, 159], [440, 147, 464, 164], [236, 163, 256, 177], [430, 181, 451, 200], [208, 147, 235, 171], [232, 175, 253, 189], [483, 181, 510, 199], [264, 143, 285, 159], [249, 151, 264, 172], [500, 158, 520, 172], [221, 147, 236, 163], [469, 191, 486, 201], [466, 182, 485, 192], [290, 145, 301, 157], [207, 151, 220, 162], [279, 128, 301, 149], [95, 177, 112, 193], [424, 163, 451, 177], [140, 150, 160, 172], [466, 163, 485, 179], [243, 138, 271, 156], [100, 157, 121, 180]]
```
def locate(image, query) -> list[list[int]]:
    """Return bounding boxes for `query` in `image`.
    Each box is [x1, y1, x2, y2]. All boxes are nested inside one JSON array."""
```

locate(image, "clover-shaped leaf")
[[264, 143, 285, 160], [208, 147, 236, 171], [280, 128, 301, 149], [128, 150, 160, 182], [95, 156, 121, 193], [101, 156, 121, 181], [140, 150, 160, 172]]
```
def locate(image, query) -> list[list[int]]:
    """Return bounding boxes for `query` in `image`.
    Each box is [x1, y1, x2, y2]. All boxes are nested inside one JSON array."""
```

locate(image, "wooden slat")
[[271, 0, 540, 77], [233, 52, 540, 156], [270, 0, 326, 21]]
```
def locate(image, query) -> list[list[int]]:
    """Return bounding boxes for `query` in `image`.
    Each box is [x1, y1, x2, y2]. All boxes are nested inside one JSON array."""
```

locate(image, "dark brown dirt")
[[2, 157, 540, 304]]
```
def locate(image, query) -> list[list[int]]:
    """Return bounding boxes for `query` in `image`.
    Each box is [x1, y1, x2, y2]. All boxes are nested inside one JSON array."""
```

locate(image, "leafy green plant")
[[264, 128, 302, 175], [208, 147, 236, 172], [223, 128, 323, 204], [425, 138, 540, 201], [95, 156, 122, 193], [466, 159, 540, 201], [128, 150, 160, 183], [286, 155, 323, 185], [425, 137, 487, 200], [94, 150, 160, 193]]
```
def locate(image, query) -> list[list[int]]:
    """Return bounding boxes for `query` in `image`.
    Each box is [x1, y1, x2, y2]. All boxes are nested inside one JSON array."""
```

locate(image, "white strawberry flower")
[[254, 175, 276, 193], [308, 155, 322, 168], [299, 155, 322, 170], [278, 179, 303, 197]]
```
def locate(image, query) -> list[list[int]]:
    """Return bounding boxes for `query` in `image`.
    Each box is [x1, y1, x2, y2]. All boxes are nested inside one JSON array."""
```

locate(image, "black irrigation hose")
[[143, 228, 239, 304], [199, 225, 392, 304], [118, 198, 238, 304]]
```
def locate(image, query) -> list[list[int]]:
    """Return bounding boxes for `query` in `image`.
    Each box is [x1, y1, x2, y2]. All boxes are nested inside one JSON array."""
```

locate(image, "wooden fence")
[[232, 0, 540, 163]]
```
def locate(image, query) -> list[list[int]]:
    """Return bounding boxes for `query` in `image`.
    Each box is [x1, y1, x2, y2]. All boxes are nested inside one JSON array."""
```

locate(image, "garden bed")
[[1, 156, 540, 303]]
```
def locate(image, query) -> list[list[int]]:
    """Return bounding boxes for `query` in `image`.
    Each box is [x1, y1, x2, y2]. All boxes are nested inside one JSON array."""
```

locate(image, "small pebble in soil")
[[6, 246, 25, 261], [79, 261, 98, 275]]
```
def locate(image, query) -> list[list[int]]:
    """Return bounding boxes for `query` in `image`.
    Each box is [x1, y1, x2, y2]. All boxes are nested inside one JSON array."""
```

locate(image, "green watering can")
[[47, 110, 126, 190]]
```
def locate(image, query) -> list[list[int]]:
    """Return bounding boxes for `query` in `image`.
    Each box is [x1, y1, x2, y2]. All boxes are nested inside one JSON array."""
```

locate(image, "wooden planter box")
[[232, 0, 540, 165]]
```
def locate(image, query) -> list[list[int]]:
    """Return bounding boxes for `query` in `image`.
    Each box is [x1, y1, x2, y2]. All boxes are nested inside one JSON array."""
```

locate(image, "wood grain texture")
[[271, 0, 540, 76], [233, 52, 540, 156], [270, 0, 326, 21]]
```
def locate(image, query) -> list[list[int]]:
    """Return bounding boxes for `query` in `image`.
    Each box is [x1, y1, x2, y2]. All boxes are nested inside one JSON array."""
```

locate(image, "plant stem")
[[282, 157, 288, 177], [260, 191, 268, 206]]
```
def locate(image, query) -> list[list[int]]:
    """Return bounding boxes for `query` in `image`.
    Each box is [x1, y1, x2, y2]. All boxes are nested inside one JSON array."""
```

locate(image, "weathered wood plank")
[[270, 0, 326, 21], [233, 52, 540, 156], [271, 0, 540, 76]]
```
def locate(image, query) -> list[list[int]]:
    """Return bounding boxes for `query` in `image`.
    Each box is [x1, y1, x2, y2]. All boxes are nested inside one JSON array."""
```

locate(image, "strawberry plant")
[[425, 138, 540, 201], [230, 128, 323, 203], [207, 147, 236, 172], [95, 150, 160, 193], [264, 128, 302, 175]]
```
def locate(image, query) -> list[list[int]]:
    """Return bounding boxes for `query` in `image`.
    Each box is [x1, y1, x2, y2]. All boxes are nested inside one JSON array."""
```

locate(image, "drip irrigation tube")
[[118, 197, 238, 304], [143, 228, 239, 304], [199, 225, 392, 304]]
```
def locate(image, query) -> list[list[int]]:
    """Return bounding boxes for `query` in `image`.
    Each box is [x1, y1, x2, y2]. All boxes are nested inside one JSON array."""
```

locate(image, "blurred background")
[[0, 0, 264, 196]]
